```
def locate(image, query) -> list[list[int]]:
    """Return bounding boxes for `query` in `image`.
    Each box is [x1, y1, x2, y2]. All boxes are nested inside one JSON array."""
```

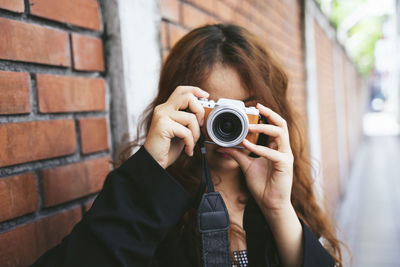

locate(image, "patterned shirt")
[[231, 250, 248, 267]]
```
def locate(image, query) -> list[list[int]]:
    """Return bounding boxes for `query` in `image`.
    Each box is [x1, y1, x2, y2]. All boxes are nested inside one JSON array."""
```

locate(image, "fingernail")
[[243, 139, 250, 144], [200, 119, 204, 127], [200, 90, 209, 97]]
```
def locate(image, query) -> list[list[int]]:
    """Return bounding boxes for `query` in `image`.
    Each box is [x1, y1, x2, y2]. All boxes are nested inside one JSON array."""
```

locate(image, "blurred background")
[[0, 0, 399, 266]]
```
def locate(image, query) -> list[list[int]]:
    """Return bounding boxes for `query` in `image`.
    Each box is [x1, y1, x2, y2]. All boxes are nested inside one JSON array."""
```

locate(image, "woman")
[[31, 24, 342, 266]]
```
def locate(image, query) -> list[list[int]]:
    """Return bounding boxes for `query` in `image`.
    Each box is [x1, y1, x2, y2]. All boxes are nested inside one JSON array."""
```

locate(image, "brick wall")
[[314, 21, 342, 212], [313, 17, 365, 214], [0, 1, 111, 266]]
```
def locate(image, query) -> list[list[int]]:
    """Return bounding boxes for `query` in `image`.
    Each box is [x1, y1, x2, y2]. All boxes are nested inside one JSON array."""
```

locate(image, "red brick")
[[168, 23, 188, 48], [234, 12, 251, 29], [214, 1, 236, 22], [41, 157, 111, 207], [186, 0, 216, 15], [314, 21, 341, 212], [79, 117, 109, 154], [37, 74, 106, 113], [30, 0, 101, 31], [0, 0, 24, 13], [0, 71, 31, 115], [0, 120, 76, 167], [0, 173, 37, 222], [222, 0, 242, 9], [160, 0, 180, 22], [0, 18, 70, 66], [181, 3, 216, 29], [0, 223, 38, 267], [71, 34, 105, 71], [0, 206, 81, 266], [35, 206, 81, 251]]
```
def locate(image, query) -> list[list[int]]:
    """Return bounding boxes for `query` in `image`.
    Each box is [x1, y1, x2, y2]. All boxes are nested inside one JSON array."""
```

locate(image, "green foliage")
[[331, 0, 367, 28], [346, 16, 384, 75], [317, 0, 384, 76]]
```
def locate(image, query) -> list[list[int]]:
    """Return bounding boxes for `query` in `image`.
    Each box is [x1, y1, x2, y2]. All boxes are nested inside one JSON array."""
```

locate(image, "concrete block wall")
[[0, 1, 112, 266]]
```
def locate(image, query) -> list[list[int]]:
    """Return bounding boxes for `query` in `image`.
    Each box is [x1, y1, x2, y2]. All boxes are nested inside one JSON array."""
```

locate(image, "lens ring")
[[206, 104, 248, 147]]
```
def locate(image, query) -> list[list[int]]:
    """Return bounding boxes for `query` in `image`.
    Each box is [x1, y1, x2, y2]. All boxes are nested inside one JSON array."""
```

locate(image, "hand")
[[218, 103, 294, 215], [221, 103, 303, 267], [144, 86, 209, 169]]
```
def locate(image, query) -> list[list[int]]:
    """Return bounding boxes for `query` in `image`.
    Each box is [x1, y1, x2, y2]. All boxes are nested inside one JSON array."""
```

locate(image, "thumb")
[[221, 147, 251, 170]]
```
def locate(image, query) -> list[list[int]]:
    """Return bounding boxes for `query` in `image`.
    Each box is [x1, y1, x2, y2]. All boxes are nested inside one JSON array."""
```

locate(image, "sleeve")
[[30, 146, 193, 267], [300, 219, 335, 267]]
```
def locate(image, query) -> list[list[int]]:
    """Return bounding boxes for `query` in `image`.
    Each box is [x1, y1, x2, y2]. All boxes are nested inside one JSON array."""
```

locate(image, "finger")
[[173, 93, 205, 126], [168, 119, 195, 156], [169, 110, 201, 143], [242, 139, 283, 163], [169, 86, 209, 102], [256, 103, 287, 130], [221, 147, 252, 170], [248, 124, 291, 152]]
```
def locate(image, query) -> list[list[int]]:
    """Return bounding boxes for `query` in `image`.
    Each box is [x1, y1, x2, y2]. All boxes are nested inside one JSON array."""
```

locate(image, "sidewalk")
[[337, 134, 400, 266]]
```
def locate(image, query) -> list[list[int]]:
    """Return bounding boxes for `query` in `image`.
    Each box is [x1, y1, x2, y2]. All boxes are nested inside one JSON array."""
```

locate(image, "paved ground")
[[337, 134, 400, 267]]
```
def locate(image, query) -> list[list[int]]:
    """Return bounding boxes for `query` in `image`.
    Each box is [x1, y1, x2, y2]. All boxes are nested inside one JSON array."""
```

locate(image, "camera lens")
[[206, 102, 249, 147], [212, 112, 243, 142], [221, 120, 233, 133]]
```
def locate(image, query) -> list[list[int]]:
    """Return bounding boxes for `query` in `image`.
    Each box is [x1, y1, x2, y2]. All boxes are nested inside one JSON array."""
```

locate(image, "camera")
[[198, 98, 261, 148]]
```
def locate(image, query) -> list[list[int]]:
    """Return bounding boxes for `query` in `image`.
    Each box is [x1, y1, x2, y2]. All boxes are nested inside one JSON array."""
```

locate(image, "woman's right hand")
[[143, 86, 209, 169]]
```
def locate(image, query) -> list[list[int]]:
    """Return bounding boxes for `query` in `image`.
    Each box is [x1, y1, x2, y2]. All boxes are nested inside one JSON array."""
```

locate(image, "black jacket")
[[31, 146, 334, 267]]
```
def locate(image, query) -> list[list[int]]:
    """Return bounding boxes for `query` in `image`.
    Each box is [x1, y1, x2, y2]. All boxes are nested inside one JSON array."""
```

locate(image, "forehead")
[[202, 64, 249, 101]]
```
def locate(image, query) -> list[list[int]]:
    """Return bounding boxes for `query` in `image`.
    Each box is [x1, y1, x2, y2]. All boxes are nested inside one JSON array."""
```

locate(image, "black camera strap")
[[194, 133, 231, 266]]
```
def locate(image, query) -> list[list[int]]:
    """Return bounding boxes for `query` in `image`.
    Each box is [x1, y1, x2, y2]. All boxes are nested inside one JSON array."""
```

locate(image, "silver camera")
[[198, 98, 260, 148]]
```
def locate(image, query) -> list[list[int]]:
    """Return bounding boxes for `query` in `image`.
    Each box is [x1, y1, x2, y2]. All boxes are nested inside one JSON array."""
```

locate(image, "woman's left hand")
[[221, 103, 305, 267], [219, 103, 294, 215]]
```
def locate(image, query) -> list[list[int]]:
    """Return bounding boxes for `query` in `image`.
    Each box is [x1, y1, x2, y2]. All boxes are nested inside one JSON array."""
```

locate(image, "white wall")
[[305, 0, 324, 201], [118, 0, 161, 140]]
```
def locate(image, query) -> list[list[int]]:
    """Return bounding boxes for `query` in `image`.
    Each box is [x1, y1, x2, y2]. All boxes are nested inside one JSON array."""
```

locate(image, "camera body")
[[198, 98, 261, 148]]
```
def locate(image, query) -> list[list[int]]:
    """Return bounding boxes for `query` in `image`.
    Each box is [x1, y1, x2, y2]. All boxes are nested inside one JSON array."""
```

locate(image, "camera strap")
[[195, 133, 231, 266]]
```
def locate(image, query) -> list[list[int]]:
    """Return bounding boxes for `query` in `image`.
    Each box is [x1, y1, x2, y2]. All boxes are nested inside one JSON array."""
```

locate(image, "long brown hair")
[[118, 24, 342, 266]]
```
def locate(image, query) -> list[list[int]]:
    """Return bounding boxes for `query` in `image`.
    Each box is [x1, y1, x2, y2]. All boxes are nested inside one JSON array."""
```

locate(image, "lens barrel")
[[206, 104, 248, 147]]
